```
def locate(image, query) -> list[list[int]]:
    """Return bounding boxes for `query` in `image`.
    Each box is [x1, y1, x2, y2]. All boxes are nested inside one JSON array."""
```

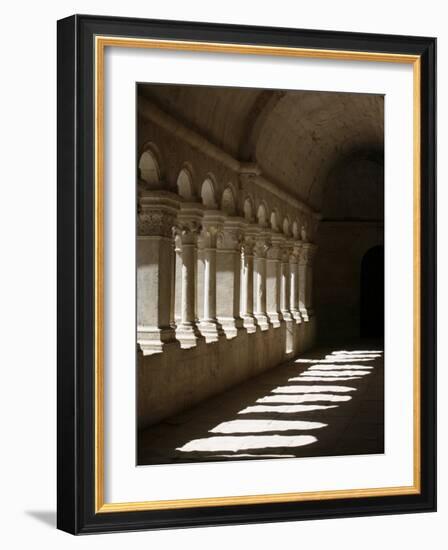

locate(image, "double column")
[[175, 203, 205, 348], [280, 241, 293, 322], [289, 242, 303, 323], [266, 233, 285, 327], [253, 232, 271, 330], [240, 224, 259, 333], [298, 242, 317, 321], [216, 217, 245, 338], [198, 211, 225, 342], [137, 191, 180, 355]]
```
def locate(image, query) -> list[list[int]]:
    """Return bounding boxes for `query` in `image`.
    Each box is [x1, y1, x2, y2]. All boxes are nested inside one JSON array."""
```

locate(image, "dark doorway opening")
[[360, 245, 384, 338]]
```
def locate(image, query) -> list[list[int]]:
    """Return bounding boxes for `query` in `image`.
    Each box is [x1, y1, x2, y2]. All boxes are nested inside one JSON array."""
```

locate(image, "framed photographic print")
[[57, 14, 436, 534]]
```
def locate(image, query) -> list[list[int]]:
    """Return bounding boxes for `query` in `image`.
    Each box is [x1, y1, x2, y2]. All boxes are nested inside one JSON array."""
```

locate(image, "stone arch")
[[292, 219, 299, 239], [256, 202, 268, 226], [201, 176, 218, 208], [301, 221, 309, 242], [270, 210, 279, 231], [243, 196, 254, 222], [221, 187, 237, 215], [283, 216, 291, 236], [138, 145, 161, 188], [177, 167, 194, 200]]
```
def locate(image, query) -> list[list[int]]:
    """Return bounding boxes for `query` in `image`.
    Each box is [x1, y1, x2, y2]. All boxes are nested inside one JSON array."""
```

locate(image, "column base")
[[198, 319, 225, 343], [299, 308, 310, 322], [217, 317, 244, 339], [254, 313, 270, 331], [137, 327, 179, 355], [267, 312, 282, 328], [176, 322, 205, 349], [241, 314, 258, 333], [281, 310, 294, 323], [290, 309, 303, 324]]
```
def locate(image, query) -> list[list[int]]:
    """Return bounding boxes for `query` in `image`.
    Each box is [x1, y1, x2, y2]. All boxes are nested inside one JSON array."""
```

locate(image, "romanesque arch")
[[138, 147, 161, 188], [201, 176, 217, 208]]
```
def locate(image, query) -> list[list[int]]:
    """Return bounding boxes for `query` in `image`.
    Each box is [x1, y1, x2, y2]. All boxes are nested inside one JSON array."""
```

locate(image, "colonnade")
[[137, 190, 317, 355]]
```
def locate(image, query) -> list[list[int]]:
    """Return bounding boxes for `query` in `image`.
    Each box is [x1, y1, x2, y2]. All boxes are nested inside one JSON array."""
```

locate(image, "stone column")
[[266, 233, 284, 328], [175, 204, 204, 348], [253, 233, 271, 330], [196, 239, 205, 327], [198, 211, 225, 342], [174, 233, 182, 324], [289, 242, 302, 322], [137, 191, 180, 355], [216, 217, 245, 338], [240, 224, 260, 332], [169, 235, 176, 328], [306, 243, 317, 317], [298, 242, 317, 321], [280, 243, 293, 322]]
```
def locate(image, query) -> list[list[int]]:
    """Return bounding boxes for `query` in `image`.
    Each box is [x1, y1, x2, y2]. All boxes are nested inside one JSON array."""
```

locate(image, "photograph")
[[136, 83, 385, 465]]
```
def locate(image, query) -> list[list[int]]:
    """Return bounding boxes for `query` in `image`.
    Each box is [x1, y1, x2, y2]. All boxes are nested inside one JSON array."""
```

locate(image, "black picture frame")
[[57, 14, 436, 534]]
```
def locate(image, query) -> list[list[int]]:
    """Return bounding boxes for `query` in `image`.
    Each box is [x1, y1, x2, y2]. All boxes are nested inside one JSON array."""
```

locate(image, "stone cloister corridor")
[[138, 343, 383, 464], [136, 83, 384, 464]]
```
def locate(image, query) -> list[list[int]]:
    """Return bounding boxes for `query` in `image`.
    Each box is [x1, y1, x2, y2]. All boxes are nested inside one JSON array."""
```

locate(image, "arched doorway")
[[360, 245, 384, 338]]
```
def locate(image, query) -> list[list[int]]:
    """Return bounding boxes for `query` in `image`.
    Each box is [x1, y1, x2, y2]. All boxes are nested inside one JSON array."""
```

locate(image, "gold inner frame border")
[[94, 35, 421, 514]]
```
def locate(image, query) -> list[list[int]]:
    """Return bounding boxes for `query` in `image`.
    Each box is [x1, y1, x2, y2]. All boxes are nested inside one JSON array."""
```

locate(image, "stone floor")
[[138, 341, 384, 465]]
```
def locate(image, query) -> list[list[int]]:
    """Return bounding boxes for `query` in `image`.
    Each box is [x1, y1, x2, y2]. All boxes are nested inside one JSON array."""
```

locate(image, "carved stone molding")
[[254, 235, 271, 258], [241, 236, 256, 256], [217, 217, 246, 251], [267, 233, 285, 261], [175, 220, 202, 245], [201, 210, 225, 249], [176, 202, 204, 245], [138, 209, 177, 238], [281, 243, 293, 264], [299, 242, 318, 265], [217, 229, 242, 251], [137, 189, 180, 237]]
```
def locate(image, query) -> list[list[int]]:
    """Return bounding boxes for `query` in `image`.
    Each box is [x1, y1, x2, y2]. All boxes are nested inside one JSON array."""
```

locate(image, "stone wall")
[[315, 221, 383, 342], [138, 317, 315, 429]]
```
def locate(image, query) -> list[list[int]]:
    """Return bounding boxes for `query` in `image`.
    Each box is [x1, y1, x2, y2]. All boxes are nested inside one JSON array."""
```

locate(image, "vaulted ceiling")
[[139, 84, 383, 211]]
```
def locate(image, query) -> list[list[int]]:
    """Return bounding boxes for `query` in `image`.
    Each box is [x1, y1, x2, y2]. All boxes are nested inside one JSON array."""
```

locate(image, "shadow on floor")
[[138, 341, 384, 465]]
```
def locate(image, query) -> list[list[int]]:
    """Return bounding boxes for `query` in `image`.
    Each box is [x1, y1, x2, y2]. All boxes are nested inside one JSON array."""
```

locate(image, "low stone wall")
[[138, 316, 316, 429]]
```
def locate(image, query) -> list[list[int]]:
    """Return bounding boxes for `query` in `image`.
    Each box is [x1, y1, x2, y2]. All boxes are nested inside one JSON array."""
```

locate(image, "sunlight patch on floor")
[[210, 419, 327, 434], [210, 453, 297, 458], [292, 376, 362, 381], [308, 364, 373, 371], [298, 370, 371, 377], [273, 384, 356, 393], [238, 404, 338, 414], [176, 434, 317, 453], [295, 357, 377, 364], [258, 394, 352, 403]]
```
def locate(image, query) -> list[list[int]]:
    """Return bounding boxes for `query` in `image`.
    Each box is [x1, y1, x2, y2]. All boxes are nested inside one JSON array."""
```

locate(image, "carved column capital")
[[137, 191, 180, 237], [217, 217, 246, 251], [241, 223, 260, 256], [254, 233, 271, 258], [175, 220, 202, 245], [281, 241, 294, 264], [289, 240, 303, 263], [176, 202, 204, 245], [299, 242, 318, 265], [267, 234, 286, 261], [200, 210, 225, 249]]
